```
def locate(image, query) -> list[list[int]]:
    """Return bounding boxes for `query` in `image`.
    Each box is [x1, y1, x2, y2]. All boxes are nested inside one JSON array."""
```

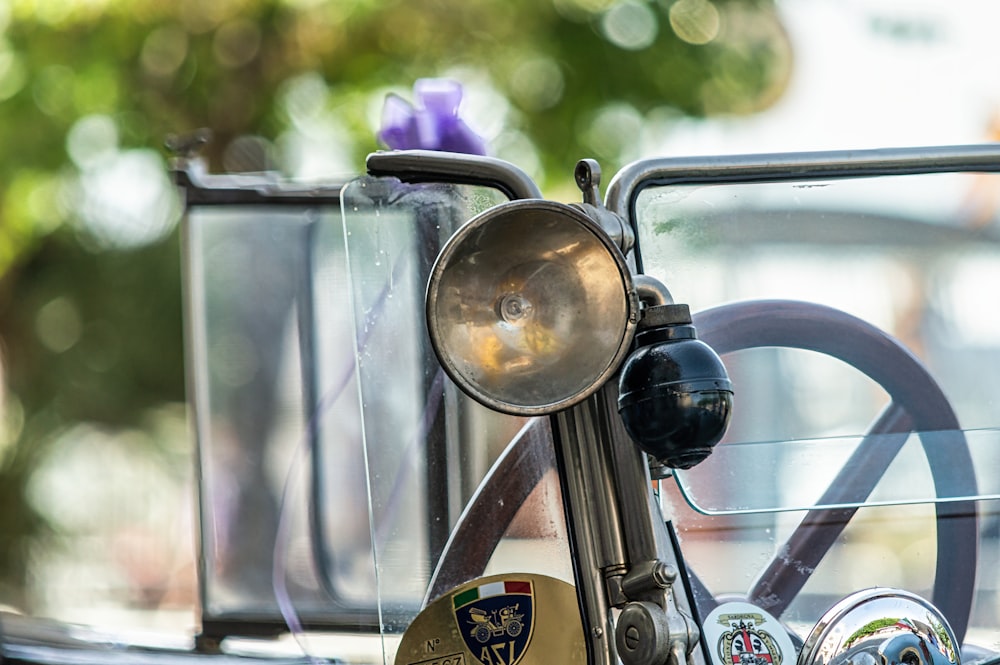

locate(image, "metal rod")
[[553, 391, 629, 665], [605, 143, 1000, 218], [367, 149, 543, 201]]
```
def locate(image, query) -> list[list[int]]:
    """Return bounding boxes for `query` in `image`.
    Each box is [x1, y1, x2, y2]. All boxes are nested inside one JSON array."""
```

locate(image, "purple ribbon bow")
[[378, 78, 488, 155]]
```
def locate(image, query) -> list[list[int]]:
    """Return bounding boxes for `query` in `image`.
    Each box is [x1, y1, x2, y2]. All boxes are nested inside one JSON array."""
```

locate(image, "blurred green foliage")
[[0, 0, 790, 610]]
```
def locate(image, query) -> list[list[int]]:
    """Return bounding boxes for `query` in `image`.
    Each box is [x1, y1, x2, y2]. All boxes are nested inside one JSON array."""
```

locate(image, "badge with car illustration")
[[394, 573, 586, 665], [702, 601, 797, 665]]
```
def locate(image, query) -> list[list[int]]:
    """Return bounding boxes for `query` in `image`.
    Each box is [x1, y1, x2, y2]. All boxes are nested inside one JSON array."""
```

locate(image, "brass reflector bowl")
[[427, 199, 636, 415]]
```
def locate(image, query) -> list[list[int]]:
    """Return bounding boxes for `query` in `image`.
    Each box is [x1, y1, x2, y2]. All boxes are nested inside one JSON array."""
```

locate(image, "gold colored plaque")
[[394, 573, 586, 665]]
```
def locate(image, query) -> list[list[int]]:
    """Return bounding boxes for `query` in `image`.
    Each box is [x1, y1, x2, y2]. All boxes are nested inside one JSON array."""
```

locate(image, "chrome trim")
[[554, 389, 628, 665], [634, 274, 674, 308], [604, 143, 1000, 219], [366, 149, 543, 200]]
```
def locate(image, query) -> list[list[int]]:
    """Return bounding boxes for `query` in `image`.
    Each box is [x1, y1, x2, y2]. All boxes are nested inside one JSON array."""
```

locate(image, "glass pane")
[[635, 172, 1000, 506], [186, 206, 354, 623], [675, 428, 1000, 514], [634, 170, 1000, 640], [335, 177, 576, 649]]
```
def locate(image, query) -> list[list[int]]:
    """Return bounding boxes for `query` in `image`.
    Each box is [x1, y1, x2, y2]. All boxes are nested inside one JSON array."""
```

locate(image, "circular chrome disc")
[[798, 588, 959, 665]]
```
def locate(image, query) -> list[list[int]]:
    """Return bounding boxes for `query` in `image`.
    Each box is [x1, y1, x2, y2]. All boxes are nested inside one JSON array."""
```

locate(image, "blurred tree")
[[0, 0, 791, 609]]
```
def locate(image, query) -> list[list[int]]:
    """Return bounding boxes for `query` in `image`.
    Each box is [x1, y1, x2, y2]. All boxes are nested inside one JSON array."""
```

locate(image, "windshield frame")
[[605, 143, 1000, 272]]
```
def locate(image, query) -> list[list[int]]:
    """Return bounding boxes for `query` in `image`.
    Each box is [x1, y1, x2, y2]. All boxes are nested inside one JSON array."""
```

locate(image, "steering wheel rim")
[[428, 298, 978, 645], [693, 299, 978, 644]]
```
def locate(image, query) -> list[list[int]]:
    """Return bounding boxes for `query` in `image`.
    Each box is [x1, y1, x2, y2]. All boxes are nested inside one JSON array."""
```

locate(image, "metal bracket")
[[572, 159, 636, 255]]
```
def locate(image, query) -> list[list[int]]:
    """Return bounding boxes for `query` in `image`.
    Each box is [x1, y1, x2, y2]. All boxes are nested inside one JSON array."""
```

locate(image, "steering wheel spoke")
[[747, 401, 911, 614], [694, 299, 978, 644]]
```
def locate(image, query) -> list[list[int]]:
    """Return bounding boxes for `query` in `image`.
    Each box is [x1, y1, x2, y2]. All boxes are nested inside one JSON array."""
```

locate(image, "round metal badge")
[[394, 573, 586, 665], [701, 601, 798, 665]]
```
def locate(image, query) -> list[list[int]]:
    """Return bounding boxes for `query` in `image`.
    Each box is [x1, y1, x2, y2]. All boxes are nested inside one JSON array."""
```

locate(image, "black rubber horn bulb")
[[617, 304, 733, 469]]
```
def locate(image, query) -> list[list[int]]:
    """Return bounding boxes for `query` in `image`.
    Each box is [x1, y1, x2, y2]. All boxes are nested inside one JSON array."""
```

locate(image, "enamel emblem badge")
[[453, 579, 533, 665], [702, 601, 796, 665], [394, 573, 585, 665]]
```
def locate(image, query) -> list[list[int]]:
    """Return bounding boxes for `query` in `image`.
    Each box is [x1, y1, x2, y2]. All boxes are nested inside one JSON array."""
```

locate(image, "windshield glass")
[[332, 177, 575, 640], [634, 171, 1000, 513], [633, 168, 1000, 642]]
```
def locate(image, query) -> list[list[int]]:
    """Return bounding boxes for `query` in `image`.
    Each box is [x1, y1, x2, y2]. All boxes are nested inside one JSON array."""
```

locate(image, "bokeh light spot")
[[213, 18, 261, 69], [77, 150, 179, 250], [223, 135, 276, 172], [510, 57, 565, 111], [582, 102, 644, 162], [553, 0, 618, 22], [141, 24, 189, 79], [27, 0, 75, 27], [441, 66, 511, 144], [32, 65, 75, 117], [5, 170, 70, 236], [493, 130, 543, 183], [0, 49, 26, 101], [668, 0, 720, 45], [179, 0, 231, 34], [602, 0, 659, 51], [277, 73, 362, 179], [280, 72, 330, 128], [67, 114, 118, 170], [36, 297, 83, 354]]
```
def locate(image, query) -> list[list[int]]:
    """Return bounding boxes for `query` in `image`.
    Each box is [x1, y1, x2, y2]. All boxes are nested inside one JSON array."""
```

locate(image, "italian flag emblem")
[[453, 578, 535, 665]]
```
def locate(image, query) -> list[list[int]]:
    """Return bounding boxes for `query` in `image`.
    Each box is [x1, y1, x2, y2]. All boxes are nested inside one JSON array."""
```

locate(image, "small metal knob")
[[616, 601, 671, 665]]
